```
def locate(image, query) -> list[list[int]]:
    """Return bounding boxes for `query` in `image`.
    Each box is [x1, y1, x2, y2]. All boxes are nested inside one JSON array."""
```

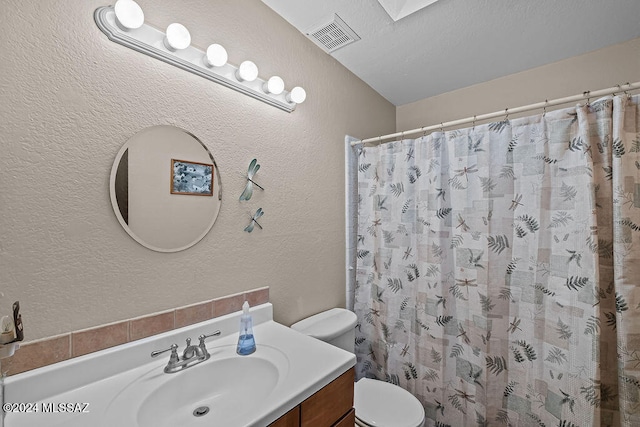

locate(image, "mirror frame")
[[109, 126, 223, 252]]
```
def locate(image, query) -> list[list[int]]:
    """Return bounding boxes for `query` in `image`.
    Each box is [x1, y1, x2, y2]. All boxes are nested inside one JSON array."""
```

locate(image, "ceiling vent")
[[306, 14, 360, 53]]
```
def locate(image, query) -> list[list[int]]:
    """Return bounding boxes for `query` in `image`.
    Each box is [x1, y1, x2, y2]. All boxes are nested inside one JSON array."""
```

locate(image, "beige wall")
[[397, 37, 640, 131], [0, 0, 395, 340]]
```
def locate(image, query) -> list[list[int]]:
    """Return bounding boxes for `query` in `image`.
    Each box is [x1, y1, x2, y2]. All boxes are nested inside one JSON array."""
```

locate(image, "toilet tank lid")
[[290, 308, 357, 341]]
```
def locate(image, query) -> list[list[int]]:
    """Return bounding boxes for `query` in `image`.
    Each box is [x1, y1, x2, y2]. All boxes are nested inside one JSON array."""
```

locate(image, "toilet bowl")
[[291, 308, 425, 427]]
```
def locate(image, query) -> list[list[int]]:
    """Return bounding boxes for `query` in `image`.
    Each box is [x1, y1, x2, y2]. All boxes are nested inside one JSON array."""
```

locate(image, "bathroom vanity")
[[3, 303, 355, 427], [270, 368, 355, 427]]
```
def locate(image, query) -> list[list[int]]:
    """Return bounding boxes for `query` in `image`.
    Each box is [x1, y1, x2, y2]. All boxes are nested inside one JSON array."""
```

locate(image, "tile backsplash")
[[4, 287, 269, 376]]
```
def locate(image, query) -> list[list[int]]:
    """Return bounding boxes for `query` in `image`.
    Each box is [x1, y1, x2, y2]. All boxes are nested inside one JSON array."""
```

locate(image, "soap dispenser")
[[236, 301, 256, 355]]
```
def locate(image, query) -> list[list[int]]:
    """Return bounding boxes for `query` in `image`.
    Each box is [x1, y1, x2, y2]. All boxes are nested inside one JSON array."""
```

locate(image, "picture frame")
[[170, 159, 214, 196]]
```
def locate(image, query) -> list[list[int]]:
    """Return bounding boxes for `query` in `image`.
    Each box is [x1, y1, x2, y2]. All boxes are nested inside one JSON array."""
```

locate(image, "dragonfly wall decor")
[[244, 208, 264, 233], [239, 159, 264, 201]]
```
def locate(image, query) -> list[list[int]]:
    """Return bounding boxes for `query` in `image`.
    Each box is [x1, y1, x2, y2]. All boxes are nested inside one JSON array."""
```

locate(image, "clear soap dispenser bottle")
[[236, 301, 256, 355]]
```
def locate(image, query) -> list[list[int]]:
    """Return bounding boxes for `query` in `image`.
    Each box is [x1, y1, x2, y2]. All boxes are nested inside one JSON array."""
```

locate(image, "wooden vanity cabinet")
[[332, 409, 355, 427], [269, 368, 355, 427], [270, 406, 300, 427]]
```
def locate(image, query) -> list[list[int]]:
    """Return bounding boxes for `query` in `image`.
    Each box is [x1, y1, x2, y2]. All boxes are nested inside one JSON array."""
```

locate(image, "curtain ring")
[[422, 126, 427, 137], [611, 84, 621, 97], [401, 131, 405, 141], [472, 115, 476, 130], [504, 108, 509, 120], [440, 122, 444, 133], [543, 99, 548, 117], [623, 82, 631, 99], [583, 90, 591, 106]]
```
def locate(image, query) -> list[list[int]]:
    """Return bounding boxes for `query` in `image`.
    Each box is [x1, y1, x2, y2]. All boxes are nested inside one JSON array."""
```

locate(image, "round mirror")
[[110, 125, 222, 252]]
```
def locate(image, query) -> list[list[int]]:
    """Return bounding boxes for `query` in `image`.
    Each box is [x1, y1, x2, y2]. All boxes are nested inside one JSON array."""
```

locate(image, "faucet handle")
[[151, 344, 179, 363], [201, 330, 221, 339], [198, 330, 221, 352]]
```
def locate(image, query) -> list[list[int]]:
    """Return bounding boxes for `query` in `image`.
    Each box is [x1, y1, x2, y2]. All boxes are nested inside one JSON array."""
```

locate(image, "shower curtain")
[[353, 95, 640, 426]]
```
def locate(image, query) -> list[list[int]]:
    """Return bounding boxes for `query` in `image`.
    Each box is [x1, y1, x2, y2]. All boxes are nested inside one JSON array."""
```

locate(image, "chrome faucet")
[[151, 330, 221, 373]]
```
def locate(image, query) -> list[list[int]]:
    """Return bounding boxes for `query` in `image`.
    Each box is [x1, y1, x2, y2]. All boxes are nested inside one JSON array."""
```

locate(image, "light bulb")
[[236, 61, 258, 82], [263, 76, 284, 95], [204, 44, 227, 67], [287, 86, 307, 104], [114, 0, 144, 31], [163, 23, 191, 51]]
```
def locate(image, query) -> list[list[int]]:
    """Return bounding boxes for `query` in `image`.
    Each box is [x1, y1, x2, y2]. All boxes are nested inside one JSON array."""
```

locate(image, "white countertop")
[[4, 303, 355, 427]]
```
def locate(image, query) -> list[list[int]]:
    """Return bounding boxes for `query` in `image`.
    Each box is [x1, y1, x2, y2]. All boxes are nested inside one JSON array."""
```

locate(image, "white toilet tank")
[[290, 308, 357, 353]]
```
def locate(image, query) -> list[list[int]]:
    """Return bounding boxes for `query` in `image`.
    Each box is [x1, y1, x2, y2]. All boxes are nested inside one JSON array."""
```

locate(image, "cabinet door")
[[301, 368, 354, 427], [270, 405, 300, 427], [332, 408, 355, 427]]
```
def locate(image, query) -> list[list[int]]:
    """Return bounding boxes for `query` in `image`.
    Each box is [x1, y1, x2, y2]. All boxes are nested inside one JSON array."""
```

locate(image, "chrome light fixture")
[[95, 1, 306, 112]]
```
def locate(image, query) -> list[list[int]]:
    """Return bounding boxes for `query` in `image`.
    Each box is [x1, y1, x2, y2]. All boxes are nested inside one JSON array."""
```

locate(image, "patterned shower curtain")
[[353, 95, 640, 426]]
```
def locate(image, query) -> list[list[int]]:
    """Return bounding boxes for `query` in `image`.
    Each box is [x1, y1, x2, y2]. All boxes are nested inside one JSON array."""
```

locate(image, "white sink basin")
[[109, 345, 289, 426]]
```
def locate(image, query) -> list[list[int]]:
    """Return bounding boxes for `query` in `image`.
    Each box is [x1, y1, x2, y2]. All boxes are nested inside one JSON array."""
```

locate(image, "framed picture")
[[171, 159, 214, 196]]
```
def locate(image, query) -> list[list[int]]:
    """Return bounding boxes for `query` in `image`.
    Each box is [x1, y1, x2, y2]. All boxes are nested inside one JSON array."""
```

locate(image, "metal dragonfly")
[[239, 159, 264, 201], [244, 208, 264, 233]]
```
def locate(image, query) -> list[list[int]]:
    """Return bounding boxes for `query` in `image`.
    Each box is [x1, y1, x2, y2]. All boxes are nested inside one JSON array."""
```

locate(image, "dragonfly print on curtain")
[[353, 95, 640, 426]]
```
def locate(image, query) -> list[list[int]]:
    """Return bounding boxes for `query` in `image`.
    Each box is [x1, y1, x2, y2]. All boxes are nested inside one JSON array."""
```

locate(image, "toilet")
[[291, 308, 425, 427]]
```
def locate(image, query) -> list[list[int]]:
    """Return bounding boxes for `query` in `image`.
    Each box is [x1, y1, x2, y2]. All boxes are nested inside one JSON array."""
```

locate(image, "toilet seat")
[[354, 378, 425, 427]]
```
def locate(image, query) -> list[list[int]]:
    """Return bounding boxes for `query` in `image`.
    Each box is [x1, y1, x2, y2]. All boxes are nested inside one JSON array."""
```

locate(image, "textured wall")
[[0, 0, 395, 340], [397, 37, 640, 131]]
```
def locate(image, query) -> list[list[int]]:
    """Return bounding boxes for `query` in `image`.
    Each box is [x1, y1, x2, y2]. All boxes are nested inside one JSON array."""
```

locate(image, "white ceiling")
[[262, 0, 640, 106], [376, 0, 441, 22]]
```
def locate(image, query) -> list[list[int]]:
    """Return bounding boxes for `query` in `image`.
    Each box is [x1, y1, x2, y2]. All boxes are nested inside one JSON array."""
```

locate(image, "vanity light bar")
[[94, 2, 305, 112]]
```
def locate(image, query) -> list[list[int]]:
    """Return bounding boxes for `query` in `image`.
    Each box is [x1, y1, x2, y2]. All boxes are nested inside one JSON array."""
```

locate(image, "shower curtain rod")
[[353, 81, 640, 146]]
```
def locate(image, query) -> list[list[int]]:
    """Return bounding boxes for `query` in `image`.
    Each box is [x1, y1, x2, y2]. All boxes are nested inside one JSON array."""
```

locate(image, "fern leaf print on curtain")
[[353, 95, 640, 426]]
